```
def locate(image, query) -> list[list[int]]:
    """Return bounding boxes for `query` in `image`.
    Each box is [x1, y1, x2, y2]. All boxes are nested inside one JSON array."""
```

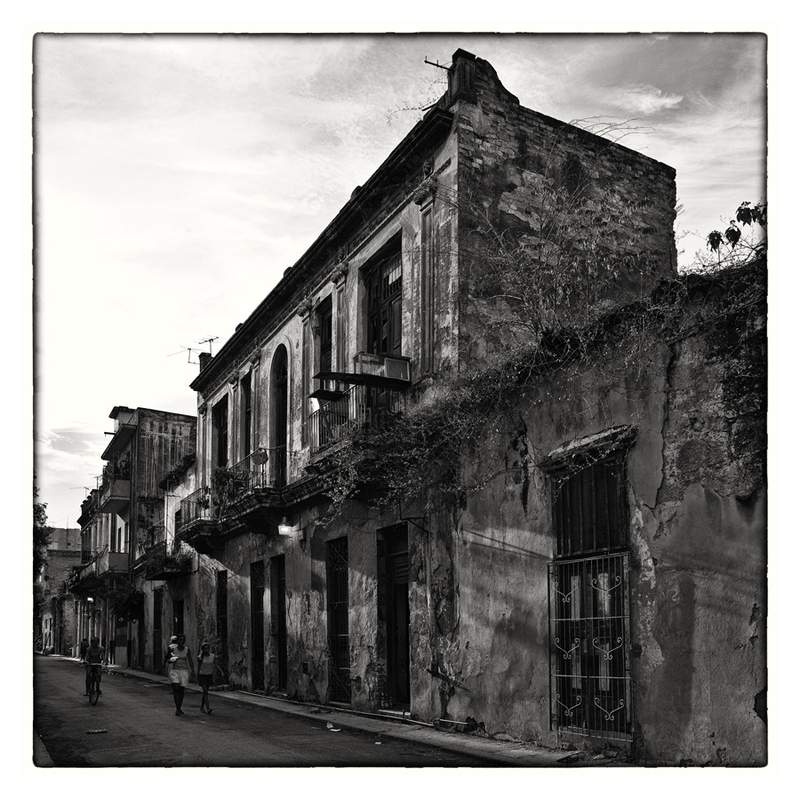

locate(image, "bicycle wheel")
[[88, 673, 100, 705]]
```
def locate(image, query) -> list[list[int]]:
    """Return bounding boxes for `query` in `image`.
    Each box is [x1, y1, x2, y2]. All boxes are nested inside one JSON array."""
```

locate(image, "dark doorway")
[[217, 570, 228, 677], [153, 589, 163, 673], [379, 524, 410, 708], [251, 560, 266, 691], [327, 537, 350, 703], [172, 599, 184, 636], [270, 555, 288, 691], [270, 345, 288, 487]]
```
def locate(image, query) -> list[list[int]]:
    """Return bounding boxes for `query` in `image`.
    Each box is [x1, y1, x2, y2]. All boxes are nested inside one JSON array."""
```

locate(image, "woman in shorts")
[[197, 642, 221, 714], [167, 634, 195, 716]]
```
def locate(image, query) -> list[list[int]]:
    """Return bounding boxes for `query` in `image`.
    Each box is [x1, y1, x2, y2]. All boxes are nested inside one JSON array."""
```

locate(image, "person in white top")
[[197, 642, 221, 714]]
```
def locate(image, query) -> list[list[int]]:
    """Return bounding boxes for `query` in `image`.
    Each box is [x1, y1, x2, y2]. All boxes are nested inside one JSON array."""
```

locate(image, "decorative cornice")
[[332, 262, 349, 285], [297, 297, 313, 319]]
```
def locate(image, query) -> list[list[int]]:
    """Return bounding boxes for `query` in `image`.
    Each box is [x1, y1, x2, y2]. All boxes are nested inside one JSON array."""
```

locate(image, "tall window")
[[548, 451, 632, 741], [241, 371, 252, 458], [367, 248, 402, 356], [270, 346, 289, 487], [212, 396, 229, 468], [317, 295, 333, 375]]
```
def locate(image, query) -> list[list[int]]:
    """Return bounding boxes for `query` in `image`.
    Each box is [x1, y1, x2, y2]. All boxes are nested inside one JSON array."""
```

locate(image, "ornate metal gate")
[[548, 552, 632, 740]]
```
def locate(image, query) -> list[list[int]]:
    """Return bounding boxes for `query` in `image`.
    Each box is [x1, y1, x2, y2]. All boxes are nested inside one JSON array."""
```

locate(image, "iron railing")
[[309, 383, 405, 455], [230, 446, 288, 491], [178, 446, 288, 528]]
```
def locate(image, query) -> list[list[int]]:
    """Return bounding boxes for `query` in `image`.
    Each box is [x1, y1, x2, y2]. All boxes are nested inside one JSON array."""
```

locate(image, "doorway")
[[379, 524, 410, 709], [270, 555, 288, 691], [327, 537, 350, 703], [251, 560, 266, 691]]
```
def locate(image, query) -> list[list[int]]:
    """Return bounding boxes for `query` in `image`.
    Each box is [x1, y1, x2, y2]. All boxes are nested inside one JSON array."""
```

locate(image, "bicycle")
[[86, 663, 103, 705]]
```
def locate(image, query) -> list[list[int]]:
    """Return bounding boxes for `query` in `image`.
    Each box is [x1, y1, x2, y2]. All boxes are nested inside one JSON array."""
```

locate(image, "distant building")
[[70, 406, 195, 667], [36, 527, 82, 656]]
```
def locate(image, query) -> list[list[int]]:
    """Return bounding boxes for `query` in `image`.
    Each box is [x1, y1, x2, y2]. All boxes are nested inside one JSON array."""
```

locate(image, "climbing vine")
[[320, 197, 765, 522]]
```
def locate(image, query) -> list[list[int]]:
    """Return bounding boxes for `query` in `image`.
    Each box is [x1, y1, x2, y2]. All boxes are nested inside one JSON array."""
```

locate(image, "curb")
[[95, 659, 568, 767]]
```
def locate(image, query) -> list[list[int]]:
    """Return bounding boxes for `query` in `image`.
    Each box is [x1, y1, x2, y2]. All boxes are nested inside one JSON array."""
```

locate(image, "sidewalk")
[[85, 657, 576, 766]]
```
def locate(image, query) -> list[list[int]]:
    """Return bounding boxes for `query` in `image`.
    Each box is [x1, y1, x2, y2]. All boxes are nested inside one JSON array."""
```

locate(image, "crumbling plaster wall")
[[419, 280, 765, 763]]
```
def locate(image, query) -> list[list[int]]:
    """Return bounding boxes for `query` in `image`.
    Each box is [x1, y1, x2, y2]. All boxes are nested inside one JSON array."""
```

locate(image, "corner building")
[[179, 51, 765, 765]]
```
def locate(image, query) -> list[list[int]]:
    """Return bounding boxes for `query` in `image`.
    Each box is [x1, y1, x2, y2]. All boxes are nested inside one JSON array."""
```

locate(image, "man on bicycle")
[[83, 637, 105, 697]]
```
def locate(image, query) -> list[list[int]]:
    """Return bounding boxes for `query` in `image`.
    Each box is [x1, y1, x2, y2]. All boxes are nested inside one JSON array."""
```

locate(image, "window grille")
[[549, 451, 632, 741], [549, 553, 632, 740]]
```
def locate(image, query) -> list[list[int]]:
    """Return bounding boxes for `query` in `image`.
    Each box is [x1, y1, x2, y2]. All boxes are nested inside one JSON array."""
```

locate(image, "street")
[[33, 656, 497, 767]]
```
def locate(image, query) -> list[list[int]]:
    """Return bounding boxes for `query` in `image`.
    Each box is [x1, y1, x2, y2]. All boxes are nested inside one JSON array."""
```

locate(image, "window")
[[317, 295, 333, 374], [553, 453, 627, 558], [548, 450, 632, 741], [367, 248, 402, 356], [241, 371, 252, 458], [212, 396, 229, 468]]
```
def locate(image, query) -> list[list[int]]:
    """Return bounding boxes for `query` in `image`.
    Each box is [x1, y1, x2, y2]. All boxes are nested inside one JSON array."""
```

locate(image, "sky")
[[31, 31, 768, 531]]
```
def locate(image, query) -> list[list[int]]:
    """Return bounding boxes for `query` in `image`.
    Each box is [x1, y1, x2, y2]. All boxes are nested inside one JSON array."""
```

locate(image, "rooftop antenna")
[[424, 57, 450, 71], [198, 336, 219, 356], [168, 345, 199, 365]]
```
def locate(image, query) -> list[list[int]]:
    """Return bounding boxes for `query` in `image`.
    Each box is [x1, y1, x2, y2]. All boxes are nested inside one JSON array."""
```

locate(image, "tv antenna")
[[168, 336, 218, 365], [198, 336, 219, 355], [424, 57, 450, 71], [168, 345, 199, 365]]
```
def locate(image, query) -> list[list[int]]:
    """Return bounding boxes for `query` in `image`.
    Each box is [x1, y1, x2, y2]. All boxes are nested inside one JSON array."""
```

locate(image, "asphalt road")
[[33, 656, 497, 767]]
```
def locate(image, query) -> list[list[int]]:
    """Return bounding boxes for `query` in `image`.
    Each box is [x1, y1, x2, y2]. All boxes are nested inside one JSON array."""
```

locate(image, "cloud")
[[601, 84, 684, 116]]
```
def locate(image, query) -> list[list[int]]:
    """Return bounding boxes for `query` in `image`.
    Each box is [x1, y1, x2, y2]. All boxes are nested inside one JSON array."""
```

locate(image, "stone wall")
[[451, 53, 678, 365]]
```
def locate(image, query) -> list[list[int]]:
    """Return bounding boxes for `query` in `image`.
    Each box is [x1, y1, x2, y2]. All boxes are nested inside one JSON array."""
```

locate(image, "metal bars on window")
[[548, 552, 632, 741]]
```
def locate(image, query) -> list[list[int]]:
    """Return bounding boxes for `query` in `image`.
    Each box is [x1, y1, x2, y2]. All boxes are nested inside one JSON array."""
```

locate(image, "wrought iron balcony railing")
[[309, 383, 405, 455], [178, 446, 288, 530]]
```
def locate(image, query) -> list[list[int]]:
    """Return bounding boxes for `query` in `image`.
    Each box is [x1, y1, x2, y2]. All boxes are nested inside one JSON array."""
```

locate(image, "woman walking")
[[166, 634, 195, 716], [197, 642, 220, 714]]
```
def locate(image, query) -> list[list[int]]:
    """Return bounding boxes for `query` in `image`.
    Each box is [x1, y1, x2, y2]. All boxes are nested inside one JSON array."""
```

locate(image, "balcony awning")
[[313, 371, 410, 391], [102, 423, 136, 460]]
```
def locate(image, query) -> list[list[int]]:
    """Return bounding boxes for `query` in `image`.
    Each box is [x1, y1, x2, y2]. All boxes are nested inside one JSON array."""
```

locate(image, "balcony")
[[141, 541, 193, 581], [176, 447, 289, 545], [97, 549, 128, 576], [70, 546, 128, 593], [309, 383, 405, 455], [99, 461, 131, 514]]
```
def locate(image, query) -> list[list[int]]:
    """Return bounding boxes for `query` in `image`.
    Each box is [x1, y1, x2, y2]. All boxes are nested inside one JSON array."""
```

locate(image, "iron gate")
[[548, 552, 632, 740]]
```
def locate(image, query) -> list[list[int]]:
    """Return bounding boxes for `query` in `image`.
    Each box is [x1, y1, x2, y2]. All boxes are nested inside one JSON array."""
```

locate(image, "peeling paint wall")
[[439, 268, 766, 764]]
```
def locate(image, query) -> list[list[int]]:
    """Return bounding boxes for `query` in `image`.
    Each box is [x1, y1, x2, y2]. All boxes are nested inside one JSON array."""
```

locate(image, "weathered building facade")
[[70, 406, 196, 668], [166, 50, 766, 766], [36, 527, 82, 655]]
